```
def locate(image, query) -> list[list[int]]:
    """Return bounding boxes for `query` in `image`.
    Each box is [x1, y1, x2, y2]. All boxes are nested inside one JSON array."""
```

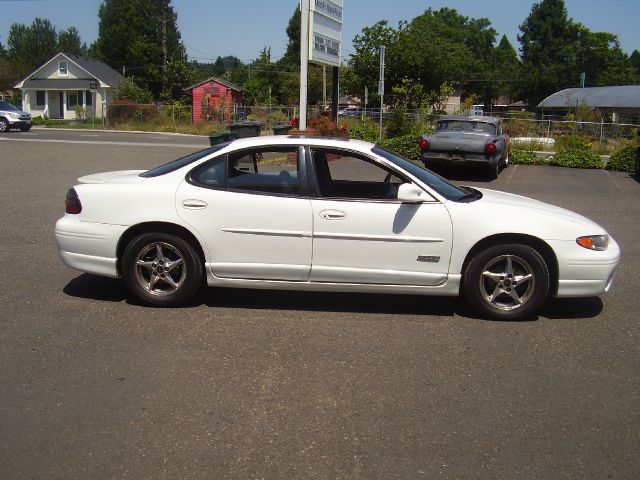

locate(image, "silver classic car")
[[419, 115, 510, 178]]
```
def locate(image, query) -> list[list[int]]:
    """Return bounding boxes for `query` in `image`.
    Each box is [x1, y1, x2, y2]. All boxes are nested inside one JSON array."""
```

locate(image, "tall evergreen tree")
[[57, 27, 86, 55], [8, 18, 57, 69], [517, 0, 580, 105], [94, 0, 184, 99]]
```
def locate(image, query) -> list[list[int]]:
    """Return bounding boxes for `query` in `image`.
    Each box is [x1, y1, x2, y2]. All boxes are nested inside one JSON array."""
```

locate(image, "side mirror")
[[397, 183, 426, 203]]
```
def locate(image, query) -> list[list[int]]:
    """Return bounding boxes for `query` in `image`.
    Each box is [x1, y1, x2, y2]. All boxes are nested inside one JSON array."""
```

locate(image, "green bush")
[[347, 118, 379, 142], [555, 135, 592, 152], [385, 109, 413, 138], [510, 150, 548, 165], [549, 148, 604, 169], [378, 134, 422, 161], [606, 145, 639, 172]]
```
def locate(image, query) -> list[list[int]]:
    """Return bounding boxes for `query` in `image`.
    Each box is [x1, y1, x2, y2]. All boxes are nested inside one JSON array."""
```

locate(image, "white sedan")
[[55, 136, 620, 320]]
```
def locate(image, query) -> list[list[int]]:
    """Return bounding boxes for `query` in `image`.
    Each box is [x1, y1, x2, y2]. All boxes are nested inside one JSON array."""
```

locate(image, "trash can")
[[208, 131, 235, 146], [228, 121, 262, 138], [272, 124, 293, 135]]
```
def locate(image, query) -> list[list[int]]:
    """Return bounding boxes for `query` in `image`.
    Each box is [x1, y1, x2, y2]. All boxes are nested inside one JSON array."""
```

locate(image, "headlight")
[[9, 112, 20, 118], [576, 235, 609, 251]]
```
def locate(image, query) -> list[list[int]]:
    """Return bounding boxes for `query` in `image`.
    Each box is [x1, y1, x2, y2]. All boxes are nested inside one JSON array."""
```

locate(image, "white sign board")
[[309, 0, 343, 67]]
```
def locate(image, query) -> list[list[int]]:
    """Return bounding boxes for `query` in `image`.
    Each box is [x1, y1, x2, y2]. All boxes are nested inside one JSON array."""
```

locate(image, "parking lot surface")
[[1, 130, 639, 479]]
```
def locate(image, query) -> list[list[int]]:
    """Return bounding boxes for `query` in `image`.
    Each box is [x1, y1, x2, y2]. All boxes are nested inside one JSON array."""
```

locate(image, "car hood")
[[78, 170, 147, 184], [471, 187, 604, 231]]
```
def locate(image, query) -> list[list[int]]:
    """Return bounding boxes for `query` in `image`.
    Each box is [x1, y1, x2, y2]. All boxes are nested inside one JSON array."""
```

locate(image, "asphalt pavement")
[[0, 129, 639, 479]]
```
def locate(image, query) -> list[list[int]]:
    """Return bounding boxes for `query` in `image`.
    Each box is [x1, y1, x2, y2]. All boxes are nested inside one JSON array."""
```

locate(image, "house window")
[[67, 91, 78, 109], [85, 90, 92, 106], [59, 61, 68, 76], [36, 91, 46, 108]]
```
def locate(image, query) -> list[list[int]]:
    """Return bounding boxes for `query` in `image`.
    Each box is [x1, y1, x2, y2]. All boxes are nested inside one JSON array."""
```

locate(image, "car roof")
[[224, 135, 376, 151], [438, 115, 500, 125]]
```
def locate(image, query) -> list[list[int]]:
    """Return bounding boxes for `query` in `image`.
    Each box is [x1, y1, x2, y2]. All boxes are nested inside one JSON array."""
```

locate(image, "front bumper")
[[55, 215, 126, 278], [549, 236, 621, 297]]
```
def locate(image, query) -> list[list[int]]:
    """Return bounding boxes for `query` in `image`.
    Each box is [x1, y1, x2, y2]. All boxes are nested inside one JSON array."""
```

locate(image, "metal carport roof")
[[537, 85, 640, 109]]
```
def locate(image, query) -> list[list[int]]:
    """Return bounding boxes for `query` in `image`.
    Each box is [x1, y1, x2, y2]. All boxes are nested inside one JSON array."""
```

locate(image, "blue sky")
[[0, 0, 638, 63]]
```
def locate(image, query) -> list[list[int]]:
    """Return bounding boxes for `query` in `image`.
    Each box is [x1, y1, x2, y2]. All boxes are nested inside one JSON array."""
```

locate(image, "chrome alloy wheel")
[[134, 242, 186, 296], [479, 254, 535, 311]]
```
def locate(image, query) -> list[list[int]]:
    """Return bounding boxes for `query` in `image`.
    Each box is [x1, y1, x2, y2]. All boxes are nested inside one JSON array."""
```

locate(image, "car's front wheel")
[[20, 125, 31, 132], [463, 243, 550, 320], [122, 233, 203, 307]]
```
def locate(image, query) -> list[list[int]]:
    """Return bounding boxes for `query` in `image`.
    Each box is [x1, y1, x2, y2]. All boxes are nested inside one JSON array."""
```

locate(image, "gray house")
[[15, 52, 124, 120]]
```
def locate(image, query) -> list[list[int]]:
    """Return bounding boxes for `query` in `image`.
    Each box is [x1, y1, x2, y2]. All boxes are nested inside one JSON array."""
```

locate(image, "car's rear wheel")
[[122, 233, 203, 307], [0, 119, 9, 132], [463, 243, 550, 320]]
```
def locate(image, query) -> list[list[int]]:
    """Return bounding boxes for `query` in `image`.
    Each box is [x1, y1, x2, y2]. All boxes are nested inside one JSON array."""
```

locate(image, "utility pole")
[[161, 2, 168, 95], [378, 45, 386, 140]]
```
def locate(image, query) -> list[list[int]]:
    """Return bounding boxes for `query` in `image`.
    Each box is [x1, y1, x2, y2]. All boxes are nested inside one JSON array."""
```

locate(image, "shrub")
[[549, 148, 604, 169], [347, 118, 379, 142], [510, 150, 548, 165], [107, 100, 160, 124], [378, 134, 422, 161], [555, 135, 592, 152], [385, 109, 413, 138], [606, 145, 639, 172]]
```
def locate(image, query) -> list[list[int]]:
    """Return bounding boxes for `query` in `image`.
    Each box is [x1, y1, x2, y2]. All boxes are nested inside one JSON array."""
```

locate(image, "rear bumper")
[[421, 152, 499, 168], [55, 215, 126, 278]]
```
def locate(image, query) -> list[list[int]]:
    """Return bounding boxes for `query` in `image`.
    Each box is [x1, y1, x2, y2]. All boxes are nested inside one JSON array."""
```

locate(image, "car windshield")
[[0, 100, 20, 111], [372, 146, 470, 201], [140, 143, 229, 178]]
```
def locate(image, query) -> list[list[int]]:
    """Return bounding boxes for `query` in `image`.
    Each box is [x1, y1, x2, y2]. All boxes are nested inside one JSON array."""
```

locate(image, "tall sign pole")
[[302, 0, 343, 127], [299, 0, 310, 130], [378, 45, 386, 140]]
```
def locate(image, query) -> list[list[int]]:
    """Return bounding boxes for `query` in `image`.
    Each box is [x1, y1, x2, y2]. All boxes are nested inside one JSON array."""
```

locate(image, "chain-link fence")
[[104, 102, 640, 142]]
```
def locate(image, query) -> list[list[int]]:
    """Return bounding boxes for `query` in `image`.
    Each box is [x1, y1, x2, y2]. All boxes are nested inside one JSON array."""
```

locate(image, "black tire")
[[0, 119, 9, 132], [488, 162, 500, 180], [463, 243, 550, 320], [20, 125, 31, 132], [122, 232, 203, 307]]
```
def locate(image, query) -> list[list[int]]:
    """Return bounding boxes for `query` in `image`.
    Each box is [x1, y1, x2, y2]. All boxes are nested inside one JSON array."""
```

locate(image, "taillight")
[[485, 142, 497, 155], [65, 188, 82, 214], [419, 138, 430, 150]]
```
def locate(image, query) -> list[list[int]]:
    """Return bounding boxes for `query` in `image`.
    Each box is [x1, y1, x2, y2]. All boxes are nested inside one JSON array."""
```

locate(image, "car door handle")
[[181, 199, 208, 209], [319, 209, 346, 220]]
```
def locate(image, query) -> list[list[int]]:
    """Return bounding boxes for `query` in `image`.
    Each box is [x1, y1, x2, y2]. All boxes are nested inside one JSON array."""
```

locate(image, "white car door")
[[176, 146, 313, 281], [309, 148, 453, 286]]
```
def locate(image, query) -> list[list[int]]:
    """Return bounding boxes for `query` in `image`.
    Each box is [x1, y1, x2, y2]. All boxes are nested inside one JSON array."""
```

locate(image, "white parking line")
[[0, 137, 206, 148]]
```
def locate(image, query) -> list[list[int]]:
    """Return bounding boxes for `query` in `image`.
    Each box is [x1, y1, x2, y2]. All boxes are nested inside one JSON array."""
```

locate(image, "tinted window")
[[0, 100, 19, 111], [140, 145, 228, 178], [227, 147, 300, 195]]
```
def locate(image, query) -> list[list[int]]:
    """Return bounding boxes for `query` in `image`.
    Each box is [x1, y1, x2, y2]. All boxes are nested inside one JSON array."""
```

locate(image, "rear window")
[[140, 143, 229, 178], [436, 120, 496, 135]]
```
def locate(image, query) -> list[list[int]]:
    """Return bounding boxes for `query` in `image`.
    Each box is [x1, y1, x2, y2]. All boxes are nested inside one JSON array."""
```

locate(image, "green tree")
[[346, 20, 398, 101], [631, 50, 640, 77], [57, 26, 86, 55], [489, 35, 521, 104], [8, 18, 57, 69], [517, 0, 580, 106], [94, 0, 185, 99], [575, 29, 637, 86]]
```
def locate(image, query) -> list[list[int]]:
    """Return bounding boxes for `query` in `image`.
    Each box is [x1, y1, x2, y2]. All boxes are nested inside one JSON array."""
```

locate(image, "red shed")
[[188, 77, 244, 124]]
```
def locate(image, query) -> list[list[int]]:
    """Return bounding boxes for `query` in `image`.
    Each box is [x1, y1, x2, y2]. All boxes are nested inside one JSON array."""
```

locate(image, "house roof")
[[15, 52, 125, 89], [537, 85, 640, 109], [186, 77, 243, 92]]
